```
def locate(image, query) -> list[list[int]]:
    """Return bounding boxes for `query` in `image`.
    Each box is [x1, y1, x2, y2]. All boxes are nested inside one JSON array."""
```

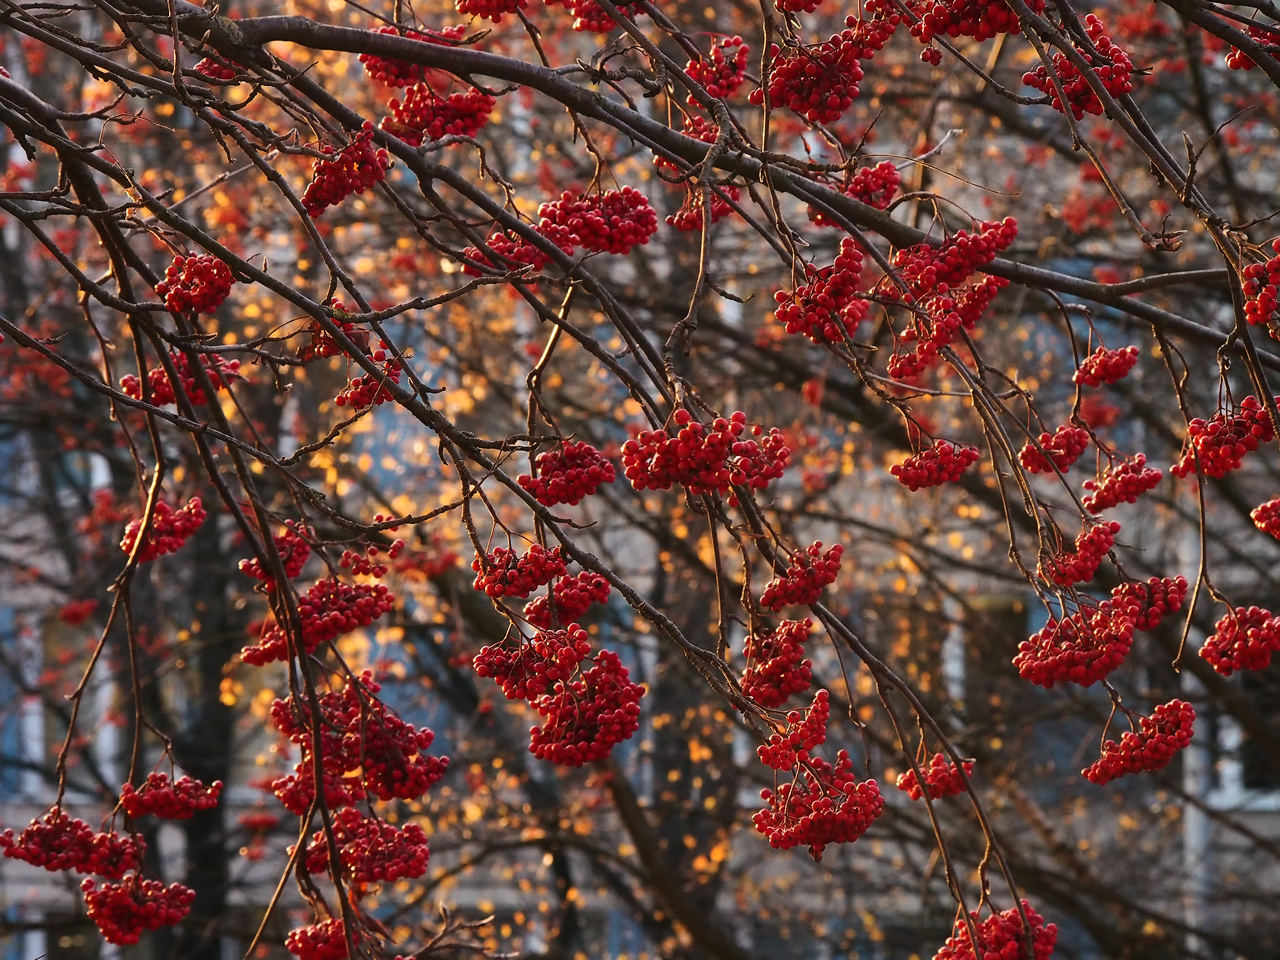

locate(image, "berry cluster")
[[334, 344, 402, 409], [269, 674, 448, 809], [892, 219, 1019, 294], [1039, 520, 1119, 586], [1226, 22, 1280, 70], [299, 301, 371, 362], [240, 578, 394, 665], [753, 752, 884, 860], [1083, 699, 1196, 785], [1, 810, 141, 878], [519, 440, 617, 507], [1018, 424, 1090, 474], [358, 25, 467, 87], [456, 0, 526, 22], [1170, 396, 1275, 478], [238, 521, 313, 587], [285, 919, 350, 960], [194, 56, 238, 82], [774, 238, 869, 344], [301, 807, 430, 883], [1014, 596, 1138, 688], [1252, 497, 1280, 538], [1023, 15, 1134, 119], [301, 124, 391, 218], [120, 496, 207, 564], [1200, 605, 1280, 675], [622, 409, 791, 497], [895, 752, 974, 800], [340, 539, 402, 578], [760, 542, 843, 610], [1243, 243, 1280, 327], [81, 877, 196, 946], [758, 689, 830, 771], [121, 350, 243, 406], [891, 441, 981, 490], [544, 188, 659, 256], [667, 182, 741, 232], [474, 624, 593, 700], [120, 773, 222, 820], [529, 649, 644, 765], [382, 85, 496, 145], [741, 619, 814, 707], [549, 0, 642, 33], [1073, 344, 1139, 387], [932, 901, 1058, 960], [1110, 575, 1188, 631], [686, 36, 749, 102], [524, 571, 612, 627], [808, 160, 901, 225], [155, 254, 235, 314], [1081, 454, 1162, 512], [907, 0, 1039, 46], [472, 544, 567, 598], [750, 32, 866, 124]]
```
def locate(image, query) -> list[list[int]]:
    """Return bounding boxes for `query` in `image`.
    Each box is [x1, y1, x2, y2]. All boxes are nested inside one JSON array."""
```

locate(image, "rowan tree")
[[0, 0, 1279, 957]]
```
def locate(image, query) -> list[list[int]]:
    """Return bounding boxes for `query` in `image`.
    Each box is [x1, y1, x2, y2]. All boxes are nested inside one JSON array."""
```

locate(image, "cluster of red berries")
[[1111, 575, 1188, 631], [121, 350, 243, 406], [667, 182, 741, 232], [1242, 244, 1280, 328], [758, 690, 830, 771], [529, 649, 644, 765], [1023, 15, 1135, 119], [81, 877, 196, 946], [456, 0, 526, 22], [524, 571, 612, 627], [1225, 23, 1280, 70], [1039, 520, 1119, 586], [891, 219, 1019, 294], [1083, 699, 1195, 785], [285, 919, 350, 960], [906, 0, 1038, 47], [1081, 454, 1162, 512], [519, 440, 617, 507], [808, 160, 901, 225], [551, 0, 642, 32], [382, 85, 497, 145], [540, 188, 660, 256], [1019, 424, 1090, 474], [155, 254, 235, 314], [474, 624, 593, 700], [622, 409, 792, 497], [896, 752, 974, 800], [774, 238, 869, 344], [1252, 497, 1280, 538], [760, 542, 843, 610], [1073, 344, 1139, 386], [1170, 395, 1275, 478], [339, 540, 403, 578], [741, 619, 814, 707], [194, 56, 238, 81], [750, 32, 866, 124], [270, 674, 448, 807], [358, 25, 467, 86], [891, 440, 981, 490], [120, 773, 222, 820], [301, 124, 391, 218], [1014, 596, 1138, 688], [120, 496, 207, 564], [301, 807, 430, 883], [238, 521, 313, 587], [754, 752, 884, 860], [334, 345, 402, 409], [240, 578, 394, 665], [299, 301, 371, 363], [472, 544, 567, 598], [1, 810, 141, 879], [932, 900, 1058, 960], [686, 36, 748, 102], [1200, 605, 1280, 675]]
